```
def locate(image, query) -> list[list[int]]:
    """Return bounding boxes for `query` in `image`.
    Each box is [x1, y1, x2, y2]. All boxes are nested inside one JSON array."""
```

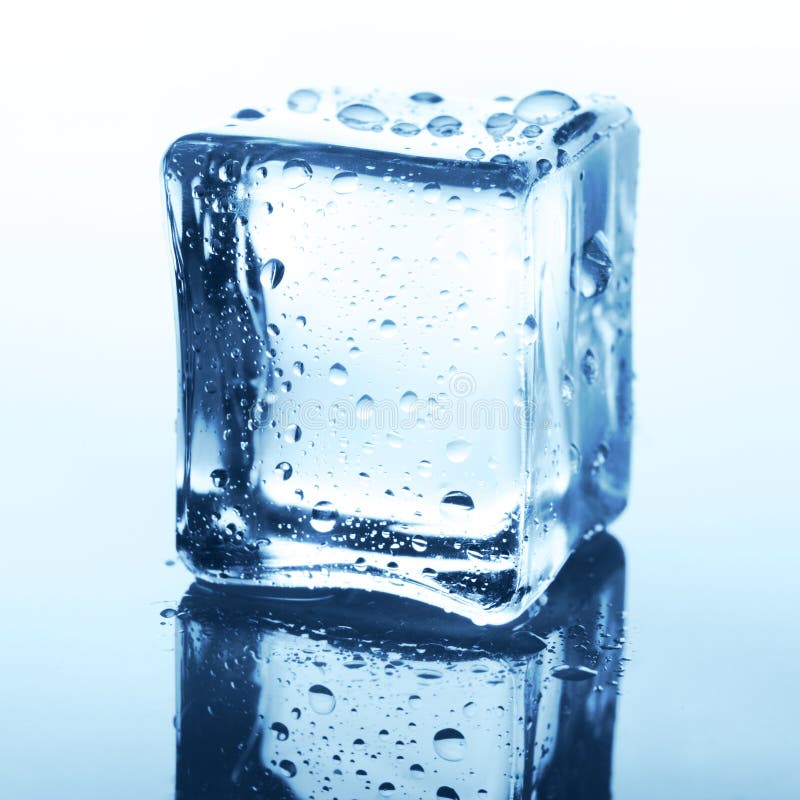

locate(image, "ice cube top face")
[[163, 89, 638, 625]]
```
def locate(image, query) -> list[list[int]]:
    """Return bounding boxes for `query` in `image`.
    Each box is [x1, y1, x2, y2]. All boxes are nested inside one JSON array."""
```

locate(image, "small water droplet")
[[275, 461, 293, 480], [391, 120, 421, 136], [233, 108, 264, 120], [427, 115, 462, 137], [287, 88, 320, 113], [410, 91, 443, 103], [551, 665, 598, 681], [282, 159, 313, 188], [433, 728, 466, 761], [422, 182, 441, 203], [329, 363, 349, 386], [210, 468, 228, 488], [409, 763, 425, 779], [485, 112, 517, 138], [409, 694, 422, 709], [440, 491, 475, 516], [581, 349, 599, 385], [446, 438, 472, 463], [337, 103, 388, 132], [536, 159, 552, 178], [380, 319, 397, 338], [522, 314, 539, 343], [514, 90, 579, 124], [561, 373, 575, 404], [576, 231, 614, 297], [399, 390, 418, 413], [411, 535, 428, 553], [270, 721, 289, 741], [279, 759, 297, 778], [521, 123, 543, 139], [357, 394, 375, 421], [332, 171, 359, 194], [308, 684, 336, 713], [466, 147, 485, 161], [354, 556, 368, 572], [285, 424, 302, 442], [160, 608, 177, 619], [310, 502, 338, 533]]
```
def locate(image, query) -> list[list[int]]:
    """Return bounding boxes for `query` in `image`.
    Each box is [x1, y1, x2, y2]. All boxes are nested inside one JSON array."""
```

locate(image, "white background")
[[1, 1, 799, 797]]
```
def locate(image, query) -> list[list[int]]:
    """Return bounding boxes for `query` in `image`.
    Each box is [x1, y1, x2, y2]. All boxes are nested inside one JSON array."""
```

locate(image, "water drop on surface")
[[287, 88, 320, 113], [496, 191, 516, 209], [285, 424, 302, 442], [331, 171, 359, 194], [462, 701, 476, 718], [410, 91, 443, 103], [551, 665, 598, 681], [378, 783, 396, 797], [292, 360, 304, 376], [357, 394, 375, 421], [437, 788, 460, 800], [561, 373, 575, 404], [329, 363, 349, 386], [270, 721, 289, 741], [310, 502, 338, 533], [521, 123, 543, 139], [160, 608, 177, 619], [210, 468, 228, 488], [433, 728, 466, 761], [308, 684, 336, 713], [514, 90, 579, 124], [234, 108, 264, 120], [417, 459, 432, 478], [279, 759, 297, 778], [399, 390, 418, 413], [466, 147, 485, 161], [536, 159, 552, 178], [578, 231, 614, 297], [337, 103, 388, 131], [422, 182, 441, 203], [275, 461, 293, 481], [282, 159, 313, 188], [440, 491, 475, 516], [522, 314, 539, 343], [260, 258, 285, 289], [411, 535, 428, 553], [581, 349, 599, 384], [427, 115, 462, 137], [446, 438, 472, 463], [391, 120, 421, 136], [380, 319, 397, 338], [485, 112, 517, 138], [409, 763, 425, 779]]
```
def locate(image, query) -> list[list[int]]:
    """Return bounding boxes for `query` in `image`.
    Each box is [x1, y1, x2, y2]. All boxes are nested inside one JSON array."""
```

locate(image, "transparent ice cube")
[[176, 532, 625, 799], [163, 89, 638, 623]]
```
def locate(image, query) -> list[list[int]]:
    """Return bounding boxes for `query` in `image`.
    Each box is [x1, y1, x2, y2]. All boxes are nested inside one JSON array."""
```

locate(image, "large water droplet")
[[282, 159, 313, 188], [378, 783, 396, 797], [234, 108, 264, 120], [399, 390, 418, 413], [332, 171, 359, 194], [422, 182, 441, 203], [260, 258, 285, 289], [409, 763, 425, 779], [308, 684, 336, 713], [485, 112, 517, 138], [310, 502, 338, 533], [337, 103, 388, 132], [576, 231, 614, 297], [380, 319, 397, 338], [436, 788, 460, 800], [521, 123, 543, 139], [270, 721, 289, 741], [466, 147, 485, 161], [551, 665, 598, 681], [287, 89, 320, 113], [329, 363, 349, 386], [410, 91, 443, 103], [210, 468, 228, 488], [561, 373, 575, 405], [514, 90, 578, 124], [356, 394, 375, 422], [391, 120, 421, 137], [446, 438, 472, 463], [275, 461, 293, 480], [279, 759, 297, 778], [427, 115, 462, 137], [417, 459, 432, 477], [433, 728, 466, 761], [440, 491, 475, 516]]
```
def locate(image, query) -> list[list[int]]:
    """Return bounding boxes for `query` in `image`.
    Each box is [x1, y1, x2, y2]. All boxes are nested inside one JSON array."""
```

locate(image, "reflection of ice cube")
[[163, 88, 638, 622], [176, 532, 625, 799]]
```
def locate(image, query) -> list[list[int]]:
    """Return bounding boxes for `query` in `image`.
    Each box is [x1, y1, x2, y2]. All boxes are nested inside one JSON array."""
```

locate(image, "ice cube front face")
[[163, 89, 638, 624]]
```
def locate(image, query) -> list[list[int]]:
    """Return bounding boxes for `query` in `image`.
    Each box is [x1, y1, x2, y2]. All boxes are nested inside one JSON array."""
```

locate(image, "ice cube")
[[162, 88, 638, 623], [175, 532, 626, 798]]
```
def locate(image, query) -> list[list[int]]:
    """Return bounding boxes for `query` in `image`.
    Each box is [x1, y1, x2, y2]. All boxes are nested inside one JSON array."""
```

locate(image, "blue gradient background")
[[1, 1, 798, 797]]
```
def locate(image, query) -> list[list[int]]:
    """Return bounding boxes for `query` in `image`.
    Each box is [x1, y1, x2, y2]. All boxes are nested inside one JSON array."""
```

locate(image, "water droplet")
[[160, 608, 177, 619], [553, 111, 597, 145], [485, 112, 517, 138], [391, 120, 421, 136], [417, 459, 432, 478], [551, 665, 598, 681], [433, 728, 466, 761], [409, 763, 425, 779], [270, 721, 289, 741], [536, 159, 552, 178], [218, 159, 241, 182], [522, 314, 539, 343], [378, 783, 396, 797], [410, 91, 443, 103], [576, 231, 614, 297], [409, 694, 422, 709], [354, 556, 368, 572], [279, 759, 297, 778], [399, 390, 418, 413], [285, 424, 302, 442], [422, 182, 441, 203], [295, 315, 307, 328], [436, 787, 460, 800], [282, 159, 313, 188], [462, 701, 476, 718], [308, 684, 336, 713], [387, 432, 404, 448], [329, 363, 349, 386], [275, 461, 293, 481], [521, 123, 543, 139], [332, 171, 359, 194], [411, 535, 428, 553], [496, 191, 516, 209], [357, 394, 375, 421], [561, 373, 575, 405], [446, 438, 472, 463], [466, 147, 485, 161], [427, 115, 462, 137], [293, 361, 305, 376], [310, 502, 338, 534], [233, 108, 264, 120], [337, 103, 388, 132], [210, 468, 228, 488], [380, 319, 397, 338], [514, 90, 579, 124], [287, 88, 320, 113], [440, 491, 475, 516], [581, 349, 599, 385]]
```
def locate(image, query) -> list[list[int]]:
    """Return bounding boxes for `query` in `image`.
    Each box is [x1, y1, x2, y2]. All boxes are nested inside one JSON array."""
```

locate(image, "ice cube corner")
[[162, 88, 638, 624]]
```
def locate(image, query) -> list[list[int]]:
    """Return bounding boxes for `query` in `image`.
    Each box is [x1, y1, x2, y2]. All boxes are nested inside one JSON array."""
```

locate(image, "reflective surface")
[[176, 532, 624, 799]]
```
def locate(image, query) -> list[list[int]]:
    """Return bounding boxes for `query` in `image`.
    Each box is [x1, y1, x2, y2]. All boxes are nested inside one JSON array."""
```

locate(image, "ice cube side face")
[[163, 100, 638, 624]]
